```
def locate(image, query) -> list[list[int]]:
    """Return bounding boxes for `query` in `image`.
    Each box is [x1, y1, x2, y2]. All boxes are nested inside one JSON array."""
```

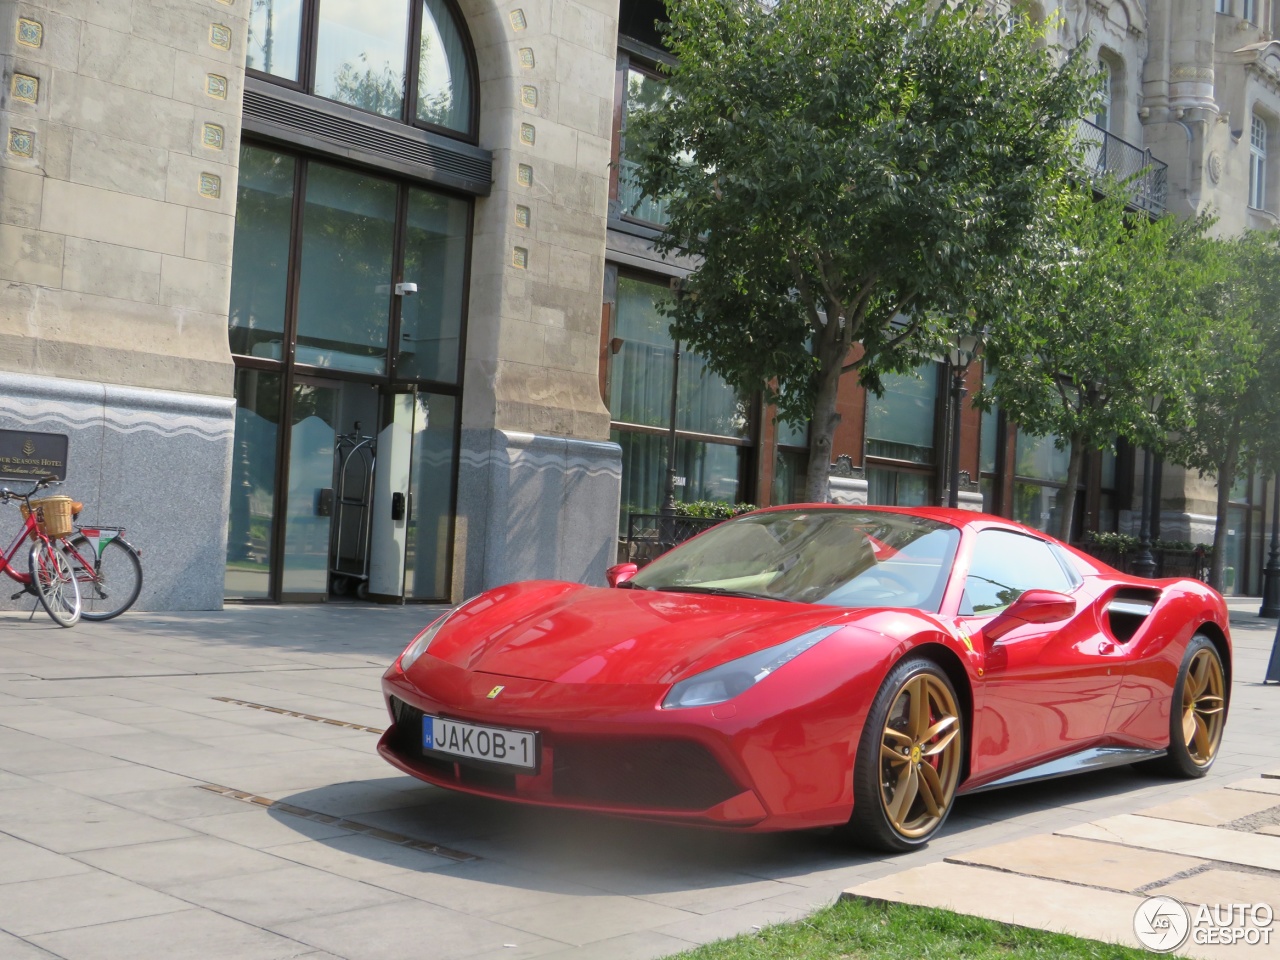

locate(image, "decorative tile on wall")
[[206, 74, 228, 99], [8, 129, 35, 158], [198, 173, 222, 199], [509, 9, 527, 30], [518, 47, 535, 69], [209, 23, 232, 51], [519, 123, 535, 146], [517, 163, 533, 187], [512, 247, 529, 269], [11, 74, 38, 104], [202, 123, 225, 149], [515, 205, 531, 228], [16, 19, 42, 48], [521, 85, 538, 108]]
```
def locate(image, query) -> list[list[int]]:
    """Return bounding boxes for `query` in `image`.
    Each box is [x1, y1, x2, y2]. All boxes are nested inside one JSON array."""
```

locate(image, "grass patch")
[[664, 896, 1171, 959]]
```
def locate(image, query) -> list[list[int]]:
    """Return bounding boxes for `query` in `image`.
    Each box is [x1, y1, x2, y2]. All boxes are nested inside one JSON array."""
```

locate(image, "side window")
[[963, 530, 1076, 615]]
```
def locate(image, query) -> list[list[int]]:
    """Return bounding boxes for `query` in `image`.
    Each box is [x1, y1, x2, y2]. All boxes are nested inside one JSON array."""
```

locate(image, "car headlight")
[[662, 626, 842, 709], [398, 597, 482, 671]]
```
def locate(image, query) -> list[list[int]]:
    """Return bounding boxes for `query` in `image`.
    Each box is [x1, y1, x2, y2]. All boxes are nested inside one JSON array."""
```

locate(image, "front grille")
[[388, 696, 424, 758], [552, 737, 741, 811]]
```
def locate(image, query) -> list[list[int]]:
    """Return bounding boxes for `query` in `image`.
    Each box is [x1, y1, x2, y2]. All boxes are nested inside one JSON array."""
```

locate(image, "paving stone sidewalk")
[[0, 598, 1277, 960], [848, 600, 1280, 960]]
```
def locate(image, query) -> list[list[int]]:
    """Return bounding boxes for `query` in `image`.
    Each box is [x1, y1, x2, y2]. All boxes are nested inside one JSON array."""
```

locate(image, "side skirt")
[[958, 746, 1167, 795]]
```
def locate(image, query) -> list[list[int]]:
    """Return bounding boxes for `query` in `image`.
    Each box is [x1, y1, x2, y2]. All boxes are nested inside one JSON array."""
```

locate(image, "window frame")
[[604, 266, 757, 527], [1250, 113, 1268, 211], [612, 48, 677, 228], [244, 0, 480, 143]]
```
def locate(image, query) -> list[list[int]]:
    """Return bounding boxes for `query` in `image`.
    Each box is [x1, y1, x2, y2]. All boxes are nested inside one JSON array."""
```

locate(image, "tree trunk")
[[803, 339, 844, 503], [1056, 437, 1084, 542], [1209, 426, 1242, 593]]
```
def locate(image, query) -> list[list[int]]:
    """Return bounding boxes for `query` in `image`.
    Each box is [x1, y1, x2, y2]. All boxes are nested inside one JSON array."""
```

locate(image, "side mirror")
[[986, 589, 1076, 641], [606, 563, 638, 587]]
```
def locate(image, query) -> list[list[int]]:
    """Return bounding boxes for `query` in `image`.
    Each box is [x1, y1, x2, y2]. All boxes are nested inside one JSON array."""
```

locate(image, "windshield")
[[628, 509, 961, 611]]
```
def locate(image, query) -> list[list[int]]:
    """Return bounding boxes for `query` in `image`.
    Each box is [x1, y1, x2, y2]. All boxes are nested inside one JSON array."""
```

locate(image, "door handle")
[[391, 491, 406, 521], [1099, 640, 1115, 655]]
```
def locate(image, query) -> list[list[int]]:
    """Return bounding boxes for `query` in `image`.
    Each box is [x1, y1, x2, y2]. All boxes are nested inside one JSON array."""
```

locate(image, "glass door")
[[281, 377, 341, 600], [367, 387, 417, 600]]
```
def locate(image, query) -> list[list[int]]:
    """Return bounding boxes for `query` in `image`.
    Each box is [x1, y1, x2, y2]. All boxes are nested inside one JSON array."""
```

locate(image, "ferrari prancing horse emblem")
[[487, 685, 505, 699]]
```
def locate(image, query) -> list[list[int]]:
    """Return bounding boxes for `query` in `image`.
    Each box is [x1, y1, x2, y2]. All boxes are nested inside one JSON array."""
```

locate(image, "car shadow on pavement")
[[267, 761, 1186, 897]]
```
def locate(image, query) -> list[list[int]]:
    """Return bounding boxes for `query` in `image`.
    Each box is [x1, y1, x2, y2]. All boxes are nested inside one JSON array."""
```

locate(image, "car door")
[[960, 528, 1122, 783]]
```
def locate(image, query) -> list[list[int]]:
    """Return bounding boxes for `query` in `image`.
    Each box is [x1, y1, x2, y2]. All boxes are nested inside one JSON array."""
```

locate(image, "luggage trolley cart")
[[329, 423, 376, 599]]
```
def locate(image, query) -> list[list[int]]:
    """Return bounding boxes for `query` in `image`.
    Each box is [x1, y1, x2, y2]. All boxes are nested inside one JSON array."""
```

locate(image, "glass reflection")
[[867, 467, 931, 507], [613, 429, 746, 534], [398, 189, 469, 383], [866, 364, 938, 464], [315, 0, 410, 118], [226, 369, 282, 599], [610, 277, 747, 437], [282, 383, 338, 595], [417, 0, 472, 131], [246, 0, 304, 80], [295, 163, 396, 374], [229, 147, 295, 359]]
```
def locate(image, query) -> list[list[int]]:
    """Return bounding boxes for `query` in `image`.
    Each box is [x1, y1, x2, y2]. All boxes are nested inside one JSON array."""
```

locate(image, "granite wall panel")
[[0, 371, 232, 612]]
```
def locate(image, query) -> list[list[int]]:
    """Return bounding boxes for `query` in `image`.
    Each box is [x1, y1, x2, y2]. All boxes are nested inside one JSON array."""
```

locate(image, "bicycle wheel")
[[28, 539, 81, 627], [66, 535, 143, 621]]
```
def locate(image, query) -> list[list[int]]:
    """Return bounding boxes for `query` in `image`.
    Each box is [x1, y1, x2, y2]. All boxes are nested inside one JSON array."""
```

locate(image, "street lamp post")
[[946, 331, 983, 509], [1132, 393, 1164, 579], [1260, 469, 1280, 618], [659, 339, 682, 547]]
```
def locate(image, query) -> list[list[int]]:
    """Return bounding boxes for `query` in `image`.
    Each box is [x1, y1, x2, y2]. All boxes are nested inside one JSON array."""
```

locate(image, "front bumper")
[[379, 655, 866, 831]]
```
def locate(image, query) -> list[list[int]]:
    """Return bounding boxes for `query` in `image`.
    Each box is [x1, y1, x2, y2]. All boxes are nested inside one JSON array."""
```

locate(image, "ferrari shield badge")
[[487, 685, 505, 699]]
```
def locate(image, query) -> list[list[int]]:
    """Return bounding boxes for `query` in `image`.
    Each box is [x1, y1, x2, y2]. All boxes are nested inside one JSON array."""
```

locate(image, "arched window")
[[1095, 59, 1112, 132], [1243, 0, 1257, 22], [1250, 113, 1268, 210], [246, 0, 477, 137]]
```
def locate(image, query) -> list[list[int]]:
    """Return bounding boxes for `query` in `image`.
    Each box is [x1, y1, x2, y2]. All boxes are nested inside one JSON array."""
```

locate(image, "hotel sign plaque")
[[0, 429, 68, 481]]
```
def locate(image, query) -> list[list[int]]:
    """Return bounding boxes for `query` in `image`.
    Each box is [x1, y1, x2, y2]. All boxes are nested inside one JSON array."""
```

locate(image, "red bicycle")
[[1, 477, 82, 627]]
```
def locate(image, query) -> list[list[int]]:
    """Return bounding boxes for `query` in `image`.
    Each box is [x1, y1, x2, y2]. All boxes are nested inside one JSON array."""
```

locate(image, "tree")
[[982, 185, 1207, 542], [629, 0, 1095, 502], [1166, 232, 1280, 589]]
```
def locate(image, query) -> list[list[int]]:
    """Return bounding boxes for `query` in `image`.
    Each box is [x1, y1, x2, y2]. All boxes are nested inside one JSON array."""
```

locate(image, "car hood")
[[420, 580, 933, 686]]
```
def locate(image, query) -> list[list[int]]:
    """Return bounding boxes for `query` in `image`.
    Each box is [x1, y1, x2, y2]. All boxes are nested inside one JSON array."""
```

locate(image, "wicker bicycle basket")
[[20, 495, 75, 538]]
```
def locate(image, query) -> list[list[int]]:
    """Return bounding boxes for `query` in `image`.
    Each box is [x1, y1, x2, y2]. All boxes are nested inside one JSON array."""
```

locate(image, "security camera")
[[394, 282, 418, 296]]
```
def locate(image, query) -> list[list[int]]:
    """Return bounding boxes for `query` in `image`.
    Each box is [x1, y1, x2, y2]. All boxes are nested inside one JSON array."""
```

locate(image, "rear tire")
[[846, 657, 964, 852], [67, 535, 142, 622], [1141, 634, 1227, 778], [29, 540, 81, 627]]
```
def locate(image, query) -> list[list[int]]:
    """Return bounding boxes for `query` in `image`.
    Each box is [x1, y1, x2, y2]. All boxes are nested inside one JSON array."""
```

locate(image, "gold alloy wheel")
[[1183, 647, 1226, 766], [879, 673, 963, 840]]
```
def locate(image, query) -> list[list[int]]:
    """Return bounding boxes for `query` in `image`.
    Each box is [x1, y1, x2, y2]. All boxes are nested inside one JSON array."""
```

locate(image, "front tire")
[[847, 657, 964, 851], [67, 536, 143, 622], [1145, 634, 1227, 778], [29, 541, 82, 627]]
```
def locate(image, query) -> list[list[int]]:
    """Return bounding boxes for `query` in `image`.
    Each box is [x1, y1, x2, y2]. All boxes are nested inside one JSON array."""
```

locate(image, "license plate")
[[423, 716, 539, 771]]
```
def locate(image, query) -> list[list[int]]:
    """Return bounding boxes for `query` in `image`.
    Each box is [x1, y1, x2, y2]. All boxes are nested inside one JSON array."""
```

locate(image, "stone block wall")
[[0, 0, 247, 608], [0, 0, 244, 396]]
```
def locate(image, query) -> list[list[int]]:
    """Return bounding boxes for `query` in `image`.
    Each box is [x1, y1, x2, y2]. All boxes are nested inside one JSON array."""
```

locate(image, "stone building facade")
[[0, 0, 1276, 608]]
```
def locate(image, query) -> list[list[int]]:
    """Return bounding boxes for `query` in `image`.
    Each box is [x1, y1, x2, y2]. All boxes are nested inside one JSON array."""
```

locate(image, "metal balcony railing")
[[1072, 118, 1168, 217]]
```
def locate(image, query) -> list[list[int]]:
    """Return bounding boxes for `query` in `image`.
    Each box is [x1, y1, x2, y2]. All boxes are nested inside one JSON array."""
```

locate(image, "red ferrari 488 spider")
[[379, 506, 1231, 850]]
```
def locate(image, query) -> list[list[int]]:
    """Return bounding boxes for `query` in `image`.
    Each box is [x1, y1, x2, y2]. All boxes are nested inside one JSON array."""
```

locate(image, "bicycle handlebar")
[[0, 475, 61, 502]]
